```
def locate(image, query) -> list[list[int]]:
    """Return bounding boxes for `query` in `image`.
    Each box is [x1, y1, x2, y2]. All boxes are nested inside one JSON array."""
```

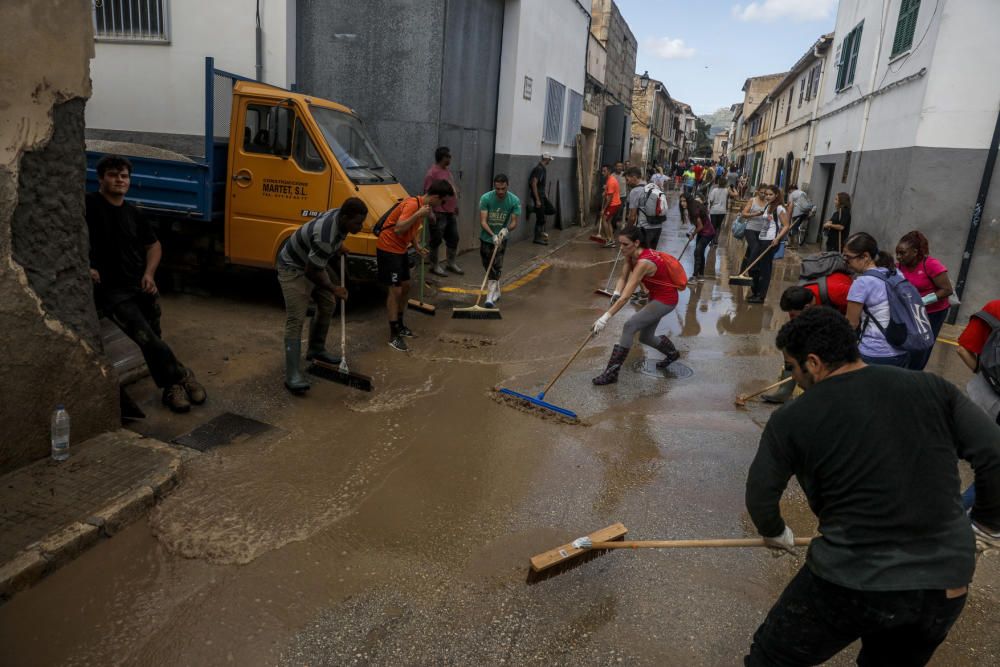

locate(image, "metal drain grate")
[[632, 359, 695, 380], [172, 412, 283, 451]]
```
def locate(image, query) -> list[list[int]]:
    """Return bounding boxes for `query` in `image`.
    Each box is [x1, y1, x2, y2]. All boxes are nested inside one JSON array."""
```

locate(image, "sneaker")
[[162, 384, 191, 413], [747, 295, 765, 304], [389, 336, 409, 352], [603, 240, 617, 248], [397, 324, 414, 338], [533, 238, 549, 246], [181, 369, 207, 405]]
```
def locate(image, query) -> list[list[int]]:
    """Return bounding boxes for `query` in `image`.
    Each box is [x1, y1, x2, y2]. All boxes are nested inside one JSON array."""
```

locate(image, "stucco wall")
[[0, 1, 119, 474]]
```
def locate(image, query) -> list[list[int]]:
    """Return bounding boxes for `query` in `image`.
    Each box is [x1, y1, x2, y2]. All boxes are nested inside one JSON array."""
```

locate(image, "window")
[[93, 0, 169, 42], [836, 22, 864, 91], [543, 78, 566, 144], [311, 107, 397, 184], [788, 88, 794, 121], [805, 65, 820, 101], [891, 0, 921, 58], [563, 90, 583, 147], [242, 104, 291, 156], [292, 119, 326, 173], [798, 78, 805, 108]]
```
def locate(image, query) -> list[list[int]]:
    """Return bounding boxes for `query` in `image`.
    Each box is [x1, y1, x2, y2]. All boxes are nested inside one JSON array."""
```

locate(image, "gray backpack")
[[798, 252, 849, 307]]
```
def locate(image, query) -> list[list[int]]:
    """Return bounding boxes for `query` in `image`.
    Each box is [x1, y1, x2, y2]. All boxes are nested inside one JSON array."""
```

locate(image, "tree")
[[693, 118, 713, 158]]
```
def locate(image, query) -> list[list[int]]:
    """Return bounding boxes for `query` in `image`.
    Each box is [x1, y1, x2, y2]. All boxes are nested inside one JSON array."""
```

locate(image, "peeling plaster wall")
[[0, 1, 118, 474]]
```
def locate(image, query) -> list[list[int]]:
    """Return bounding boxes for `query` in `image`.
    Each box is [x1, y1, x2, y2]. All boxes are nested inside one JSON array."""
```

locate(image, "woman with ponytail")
[[896, 230, 954, 370], [843, 232, 909, 367]]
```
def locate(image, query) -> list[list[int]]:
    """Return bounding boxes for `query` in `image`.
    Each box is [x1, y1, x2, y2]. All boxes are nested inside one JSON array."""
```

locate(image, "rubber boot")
[[430, 246, 447, 276], [653, 336, 681, 369], [485, 280, 499, 308], [284, 338, 311, 394], [445, 247, 464, 275], [592, 344, 630, 385], [762, 368, 795, 404], [305, 316, 341, 365]]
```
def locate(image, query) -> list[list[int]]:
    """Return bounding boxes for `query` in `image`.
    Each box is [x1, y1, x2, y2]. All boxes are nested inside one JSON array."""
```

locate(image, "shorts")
[[376, 248, 410, 286]]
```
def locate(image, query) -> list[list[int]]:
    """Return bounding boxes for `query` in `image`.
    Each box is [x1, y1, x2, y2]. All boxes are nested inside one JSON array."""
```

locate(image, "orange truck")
[[86, 57, 407, 280]]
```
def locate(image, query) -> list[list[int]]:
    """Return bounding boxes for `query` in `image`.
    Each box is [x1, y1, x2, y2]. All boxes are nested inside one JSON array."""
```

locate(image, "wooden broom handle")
[[472, 240, 502, 307], [739, 375, 793, 401], [590, 537, 813, 549], [541, 332, 594, 396]]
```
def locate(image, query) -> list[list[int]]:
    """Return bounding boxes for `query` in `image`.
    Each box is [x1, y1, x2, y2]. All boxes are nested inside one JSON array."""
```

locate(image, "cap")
[[541, 152, 554, 161]]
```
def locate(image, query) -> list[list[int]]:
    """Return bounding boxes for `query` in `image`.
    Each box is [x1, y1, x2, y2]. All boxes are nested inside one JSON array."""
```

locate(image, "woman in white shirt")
[[707, 177, 729, 245]]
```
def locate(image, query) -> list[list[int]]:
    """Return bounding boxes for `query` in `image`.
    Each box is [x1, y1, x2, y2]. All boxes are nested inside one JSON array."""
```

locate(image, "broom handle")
[[589, 537, 813, 549], [739, 375, 793, 401], [540, 332, 594, 396], [473, 240, 502, 307], [734, 241, 773, 278], [419, 223, 427, 300], [340, 254, 348, 365], [677, 233, 694, 260], [603, 246, 623, 293]]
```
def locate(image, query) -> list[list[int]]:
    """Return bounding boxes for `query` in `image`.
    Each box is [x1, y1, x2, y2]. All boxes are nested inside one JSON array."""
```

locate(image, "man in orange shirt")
[[600, 164, 621, 247], [376, 180, 454, 351]]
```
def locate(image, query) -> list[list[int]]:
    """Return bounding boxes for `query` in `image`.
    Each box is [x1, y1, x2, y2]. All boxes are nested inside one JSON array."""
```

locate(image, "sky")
[[614, 0, 838, 116]]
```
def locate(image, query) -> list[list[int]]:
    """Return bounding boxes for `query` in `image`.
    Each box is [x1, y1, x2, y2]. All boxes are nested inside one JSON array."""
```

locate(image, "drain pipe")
[[255, 0, 263, 81], [948, 102, 1000, 324]]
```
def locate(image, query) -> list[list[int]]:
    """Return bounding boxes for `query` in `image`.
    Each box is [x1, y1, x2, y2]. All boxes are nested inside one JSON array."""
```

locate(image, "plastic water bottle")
[[51, 405, 70, 461]]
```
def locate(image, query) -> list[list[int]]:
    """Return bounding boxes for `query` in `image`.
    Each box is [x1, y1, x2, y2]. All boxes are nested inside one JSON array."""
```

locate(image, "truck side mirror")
[[271, 106, 293, 157]]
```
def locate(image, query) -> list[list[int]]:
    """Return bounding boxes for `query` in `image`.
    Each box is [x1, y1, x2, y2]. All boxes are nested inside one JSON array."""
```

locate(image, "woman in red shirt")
[[895, 230, 954, 370], [590, 227, 681, 384]]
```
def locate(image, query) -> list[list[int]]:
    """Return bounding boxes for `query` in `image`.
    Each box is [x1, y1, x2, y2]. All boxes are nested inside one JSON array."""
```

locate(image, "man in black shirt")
[[528, 153, 552, 245], [86, 155, 205, 413], [745, 307, 1000, 666]]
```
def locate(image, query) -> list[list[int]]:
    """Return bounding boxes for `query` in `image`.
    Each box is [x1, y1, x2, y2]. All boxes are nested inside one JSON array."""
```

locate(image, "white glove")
[[491, 234, 499, 245], [497, 227, 509, 241], [972, 520, 1000, 553], [610, 291, 621, 306], [763, 525, 796, 556], [592, 312, 611, 335]]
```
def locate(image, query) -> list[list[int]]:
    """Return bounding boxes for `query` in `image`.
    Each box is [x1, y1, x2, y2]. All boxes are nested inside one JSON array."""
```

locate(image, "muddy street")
[[1, 211, 998, 667]]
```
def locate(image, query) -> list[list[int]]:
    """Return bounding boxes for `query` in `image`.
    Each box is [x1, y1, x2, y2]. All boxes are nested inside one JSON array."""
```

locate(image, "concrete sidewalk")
[[0, 430, 188, 603]]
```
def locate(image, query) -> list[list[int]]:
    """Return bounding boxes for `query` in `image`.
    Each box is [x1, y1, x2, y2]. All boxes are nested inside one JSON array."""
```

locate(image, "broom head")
[[527, 523, 628, 583], [407, 299, 436, 316], [452, 305, 502, 320], [497, 387, 577, 419], [729, 274, 753, 287], [307, 360, 374, 392], [594, 288, 614, 297]]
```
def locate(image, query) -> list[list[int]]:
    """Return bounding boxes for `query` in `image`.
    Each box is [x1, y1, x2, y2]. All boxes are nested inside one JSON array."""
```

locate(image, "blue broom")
[[497, 332, 594, 420]]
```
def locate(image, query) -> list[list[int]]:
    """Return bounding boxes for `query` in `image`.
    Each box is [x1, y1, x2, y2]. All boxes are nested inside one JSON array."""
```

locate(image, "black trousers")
[[642, 226, 662, 251], [480, 240, 506, 280], [532, 206, 546, 240], [428, 212, 460, 252], [693, 234, 712, 276], [741, 230, 776, 298], [709, 213, 725, 242], [745, 565, 966, 667], [108, 293, 185, 389]]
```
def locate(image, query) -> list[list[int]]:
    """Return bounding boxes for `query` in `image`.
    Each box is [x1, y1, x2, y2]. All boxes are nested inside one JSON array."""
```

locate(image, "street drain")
[[632, 359, 694, 380], [172, 412, 283, 451]]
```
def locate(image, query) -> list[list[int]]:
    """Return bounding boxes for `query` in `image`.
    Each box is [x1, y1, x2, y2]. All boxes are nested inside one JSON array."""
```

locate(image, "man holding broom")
[[478, 174, 521, 309], [744, 307, 1000, 666], [377, 180, 454, 352]]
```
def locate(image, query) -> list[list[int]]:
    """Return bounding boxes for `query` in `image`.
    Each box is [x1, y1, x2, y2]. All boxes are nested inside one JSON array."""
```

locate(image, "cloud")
[[731, 0, 836, 23], [645, 37, 696, 60]]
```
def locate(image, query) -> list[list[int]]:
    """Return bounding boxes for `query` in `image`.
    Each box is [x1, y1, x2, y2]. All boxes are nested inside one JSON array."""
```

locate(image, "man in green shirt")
[[478, 174, 521, 308], [745, 307, 1000, 666]]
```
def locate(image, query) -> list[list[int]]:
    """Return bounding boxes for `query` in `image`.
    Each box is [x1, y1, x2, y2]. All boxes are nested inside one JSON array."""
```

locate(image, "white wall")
[[87, 0, 293, 137], [495, 0, 589, 158]]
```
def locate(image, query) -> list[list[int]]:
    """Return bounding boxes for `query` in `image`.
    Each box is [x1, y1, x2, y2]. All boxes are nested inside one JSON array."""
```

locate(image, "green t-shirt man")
[[479, 189, 522, 243]]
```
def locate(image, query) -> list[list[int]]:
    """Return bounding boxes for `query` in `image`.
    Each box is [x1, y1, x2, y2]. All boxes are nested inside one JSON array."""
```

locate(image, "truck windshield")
[[311, 107, 397, 184]]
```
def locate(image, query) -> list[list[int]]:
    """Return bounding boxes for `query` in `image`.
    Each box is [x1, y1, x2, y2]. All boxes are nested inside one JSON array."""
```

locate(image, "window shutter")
[[891, 0, 921, 57], [847, 23, 863, 86], [563, 90, 583, 147], [835, 38, 848, 90], [543, 78, 566, 144]]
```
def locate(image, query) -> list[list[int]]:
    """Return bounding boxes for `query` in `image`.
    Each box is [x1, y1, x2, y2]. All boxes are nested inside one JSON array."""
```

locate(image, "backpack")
[[860, 268, 934, 353], [972, 310, 1000, 396], [657, 251, 688, 290], [372, 197, 419, 237], [797, 251, 848, 305], [640, 184, 668, 224]]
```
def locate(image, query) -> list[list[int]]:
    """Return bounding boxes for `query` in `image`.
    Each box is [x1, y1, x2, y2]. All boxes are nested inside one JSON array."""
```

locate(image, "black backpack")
[[371, 198, 408, 237], [797, 252, 849, 306], [973, 310, 1000, 396]]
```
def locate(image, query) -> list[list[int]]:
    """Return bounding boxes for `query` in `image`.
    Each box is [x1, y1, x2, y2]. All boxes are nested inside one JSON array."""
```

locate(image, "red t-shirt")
[[638, 248, 679, 306], [958, 300, 1000, 355], [423, 165, 457, 213], [803, 272, 852, 314], [693, 164, 704, 181]]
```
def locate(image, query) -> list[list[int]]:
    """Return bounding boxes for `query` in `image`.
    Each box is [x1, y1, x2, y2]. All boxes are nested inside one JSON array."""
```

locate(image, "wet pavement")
[[1, 202, 998, 666]]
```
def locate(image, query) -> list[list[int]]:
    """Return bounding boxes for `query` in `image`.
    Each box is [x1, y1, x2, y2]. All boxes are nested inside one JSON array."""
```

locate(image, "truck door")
[[226, 100, 332, 268]]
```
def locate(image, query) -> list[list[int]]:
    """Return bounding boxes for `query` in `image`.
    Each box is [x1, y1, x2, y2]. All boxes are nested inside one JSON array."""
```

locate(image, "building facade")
[[730, 73, 786, 175], [629, 75, 672, 172]]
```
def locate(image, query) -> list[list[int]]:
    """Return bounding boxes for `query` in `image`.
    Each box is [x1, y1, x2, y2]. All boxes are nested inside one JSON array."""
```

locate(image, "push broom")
[[452, 240, 503, 320], [407, 225, 436, 316], [729, 245, 772, 287], [307, 255, 374, 392], [594, 246, 623, 297], [734, 376, 793, 407], [528, 523, 813, 582], [496, 332, 594, 420]]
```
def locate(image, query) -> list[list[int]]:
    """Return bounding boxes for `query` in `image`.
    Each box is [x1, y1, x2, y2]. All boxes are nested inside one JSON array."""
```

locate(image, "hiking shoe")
[[389, 336, 409, 352], [162, 384, 191, 413], [398, 324, 415, 338], [181, 370, 207, 405]]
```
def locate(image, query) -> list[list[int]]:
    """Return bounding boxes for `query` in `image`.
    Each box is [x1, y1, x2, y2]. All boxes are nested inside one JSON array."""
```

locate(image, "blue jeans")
[[862, 352, 910, 368]]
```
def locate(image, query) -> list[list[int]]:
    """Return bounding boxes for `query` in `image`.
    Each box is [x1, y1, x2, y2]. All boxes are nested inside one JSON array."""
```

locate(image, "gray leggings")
[[619, 300, 675, 347]]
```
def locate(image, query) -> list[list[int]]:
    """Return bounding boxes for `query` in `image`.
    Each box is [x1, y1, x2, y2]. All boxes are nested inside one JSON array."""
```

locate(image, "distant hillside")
[[700, 107, 734, 137]]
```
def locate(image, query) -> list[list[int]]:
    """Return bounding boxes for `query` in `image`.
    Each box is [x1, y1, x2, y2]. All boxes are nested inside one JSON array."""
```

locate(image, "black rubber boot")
[[592, 344, 630, 385], [762, 368, 795, 404], [306, 316, 341, 365], [284, 338, 311, 394], [654, 336, 681, 369]]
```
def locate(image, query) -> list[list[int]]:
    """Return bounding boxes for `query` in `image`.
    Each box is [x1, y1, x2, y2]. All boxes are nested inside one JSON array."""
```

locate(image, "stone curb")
[[0, 436, 187, 604]]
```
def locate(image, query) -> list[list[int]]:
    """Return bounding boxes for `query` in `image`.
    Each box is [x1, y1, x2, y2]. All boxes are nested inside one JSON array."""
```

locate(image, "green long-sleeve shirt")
[[746, 365, 1000, 591]]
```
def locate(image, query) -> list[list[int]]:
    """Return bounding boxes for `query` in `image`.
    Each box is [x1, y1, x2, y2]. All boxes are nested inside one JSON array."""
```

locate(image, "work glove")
[[763, 525, 796, 557], [922, 292, 939, 306], [610, 291, 621, 307], [491, 234, 499, 245], [592, 312, 611, 335], [972, 520, 1000, 554], [497, 227, 509, 242]]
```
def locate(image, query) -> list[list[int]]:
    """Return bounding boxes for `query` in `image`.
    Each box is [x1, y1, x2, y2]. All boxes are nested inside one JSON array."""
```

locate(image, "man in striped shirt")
[[275, 197, 368, 393]]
